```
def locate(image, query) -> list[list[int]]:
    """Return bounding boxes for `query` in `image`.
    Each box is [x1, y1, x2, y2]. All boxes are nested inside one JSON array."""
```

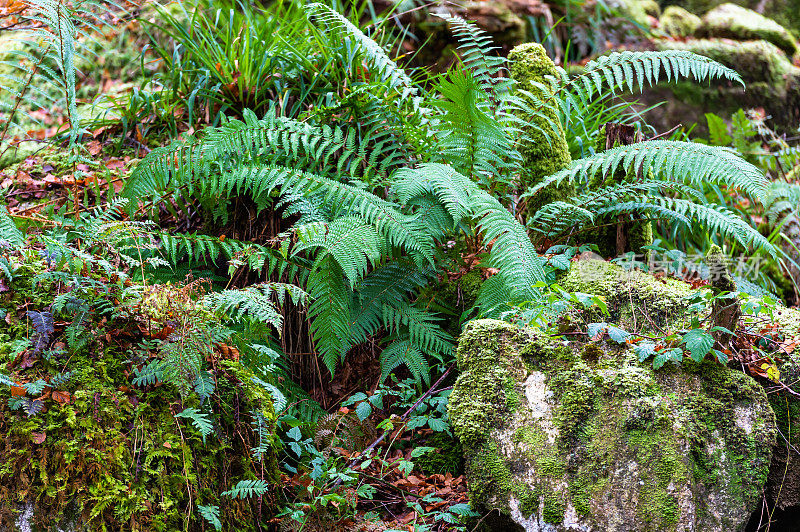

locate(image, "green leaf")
[[355, 401, 372, 421], [411, 446, 435, 458], [198, 505, 221, 531], [607, 325, 630, 344], [635, 342, 656, 362], [176, 408, 214, 444], [705, 113, 732, 146], [682, 329, 714, 362]]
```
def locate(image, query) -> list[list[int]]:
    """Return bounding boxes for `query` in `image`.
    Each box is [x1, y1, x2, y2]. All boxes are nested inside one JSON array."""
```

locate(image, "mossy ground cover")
[[0, 244, 278, 531]]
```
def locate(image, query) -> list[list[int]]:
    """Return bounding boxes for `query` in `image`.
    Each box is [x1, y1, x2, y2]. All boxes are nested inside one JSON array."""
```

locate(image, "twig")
[[648, 124, 682, 141]]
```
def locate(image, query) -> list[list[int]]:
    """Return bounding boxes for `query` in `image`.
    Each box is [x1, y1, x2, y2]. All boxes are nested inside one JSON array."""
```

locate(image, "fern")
[[1, 0, 128, 152], [176, 407, 214, 444], [222, 479, 270, 499], [197, 505, 221, 531], [204, 283, 308, 331], [0, 206, 25, 249], [433, 14, 509, 100], [305, 3, 415, 95]]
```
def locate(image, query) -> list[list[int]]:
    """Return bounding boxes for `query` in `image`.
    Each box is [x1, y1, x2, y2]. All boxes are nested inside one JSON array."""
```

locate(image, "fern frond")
[[307, 255, 353, 373], [434, 14, 508, 99], [432, 70, 520, 182], [396, 163, 545, 309], [380, 338, 430, 385], [176, 407, 214, 444], [0, 206, 25, 248], [306, 3, 415, 95], [203, 283, 308, 331], [529, 141, 769, 202], [221, 479, 270, 499]]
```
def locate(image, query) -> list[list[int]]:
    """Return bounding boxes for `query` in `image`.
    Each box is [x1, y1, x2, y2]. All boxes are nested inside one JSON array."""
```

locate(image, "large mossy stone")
[[660, 5, 703, 36], [449, 319, 776, 531], [646, 37, 800, 133], [696, 3, 798, 56], [671, 0, 800, 36], [508, 43, 574, 217]]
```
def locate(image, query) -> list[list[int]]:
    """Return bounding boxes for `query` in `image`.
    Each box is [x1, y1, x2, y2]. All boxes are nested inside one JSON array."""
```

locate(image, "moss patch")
[[508, 43, 574, 216], [697, 3, 798, 57]]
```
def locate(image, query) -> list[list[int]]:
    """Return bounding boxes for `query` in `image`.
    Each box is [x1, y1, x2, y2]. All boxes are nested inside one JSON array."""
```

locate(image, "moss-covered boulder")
[[660, 6, 702, 37], [650, 38, 800, 132], [670, 0, 800, 36], [559, 257, 695, 329], [696, 3, 798, 57], [508, 43, 574, 217], [449, 320, 776, 531], [0, 246, 279, 531]]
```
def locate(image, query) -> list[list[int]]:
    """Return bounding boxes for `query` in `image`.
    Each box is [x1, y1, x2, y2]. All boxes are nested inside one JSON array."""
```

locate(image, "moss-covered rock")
[[660, 6, 702, 37], [508, 43, 574, 217], [450, 319, 776, 531], [559, 257, 695, 330], [651, 38, 800, 132], [668, 0, 800, 37], [696, 3, 798, 56], [0, 246, 279, 531]]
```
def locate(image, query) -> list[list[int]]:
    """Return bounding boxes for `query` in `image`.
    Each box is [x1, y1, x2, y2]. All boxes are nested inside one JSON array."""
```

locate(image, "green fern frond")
[[221, 479, 270, 499], [204, 283, 308, 331], [176, 407, 214, 443], [434, 14, 508, 99], [528, 141, 769, 202], [432, 70, 520, 182], [379, 338, 430, 385], [396, 163, 545, 309], [381, 303, 454, 358], [0, 206, 25, 248], [294, 217, 382, 288], [306, 3, 415, 95], [307, 255, 353, 373]]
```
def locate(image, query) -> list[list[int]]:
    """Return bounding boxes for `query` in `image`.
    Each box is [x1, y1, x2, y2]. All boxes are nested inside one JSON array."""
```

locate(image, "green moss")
[[0, 248, 279, 530], [512, 482, 540, 518], [660, 5, 702, 36], [656, 38, 799, 86], [415, 432, 465, 475], [467, 440, 513, 504], [568, 473, 592, 516], [697, 3, 798, 56], [560, 259, 694, 330], [508, 43, 574, 216], [541, 490, 566, 524], [448, 320, 516, 444]]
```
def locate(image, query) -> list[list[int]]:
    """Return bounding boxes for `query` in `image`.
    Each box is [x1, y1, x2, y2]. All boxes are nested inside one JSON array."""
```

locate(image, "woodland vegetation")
[[0, 0, 799, 530]]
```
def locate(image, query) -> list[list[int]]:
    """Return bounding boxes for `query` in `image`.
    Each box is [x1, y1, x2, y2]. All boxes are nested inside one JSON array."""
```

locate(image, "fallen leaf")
[[31, 432, 46, 444], [52, 390, 71, 404]]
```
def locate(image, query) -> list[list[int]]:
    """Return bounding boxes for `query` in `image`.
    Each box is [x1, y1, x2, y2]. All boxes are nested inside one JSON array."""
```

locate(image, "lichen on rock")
[[449, 319, 777, 531]]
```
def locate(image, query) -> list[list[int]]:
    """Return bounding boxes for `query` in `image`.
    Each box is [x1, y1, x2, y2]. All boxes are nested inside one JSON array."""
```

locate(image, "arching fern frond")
[[433, 13, 508, 100], [306, 3, 415, 96], [395, 163, 545, 308], [0, 206, 25, 249], [527, 141, 769, 202]]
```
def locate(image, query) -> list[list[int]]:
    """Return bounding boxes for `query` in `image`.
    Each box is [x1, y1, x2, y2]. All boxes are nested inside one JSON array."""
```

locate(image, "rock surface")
[[696, 3, 798, 57], [449, 320, 777, 531]]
